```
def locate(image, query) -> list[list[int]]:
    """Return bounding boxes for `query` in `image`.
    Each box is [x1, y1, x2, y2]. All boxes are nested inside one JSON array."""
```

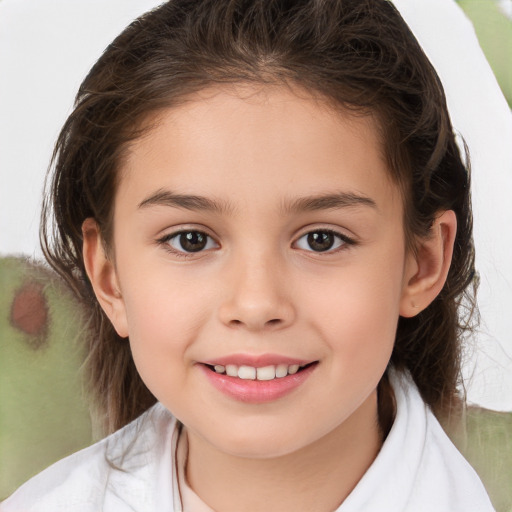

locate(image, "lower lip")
[[198, 363, 317, 404]]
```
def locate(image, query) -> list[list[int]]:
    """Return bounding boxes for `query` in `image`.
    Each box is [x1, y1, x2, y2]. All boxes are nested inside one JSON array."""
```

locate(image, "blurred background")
[[0, 0, 511, 504], [458, 0, 512, 107]]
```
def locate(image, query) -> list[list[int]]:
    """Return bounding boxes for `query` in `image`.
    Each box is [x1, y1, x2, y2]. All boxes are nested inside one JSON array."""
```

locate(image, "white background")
[[1, 0, 511, 409]]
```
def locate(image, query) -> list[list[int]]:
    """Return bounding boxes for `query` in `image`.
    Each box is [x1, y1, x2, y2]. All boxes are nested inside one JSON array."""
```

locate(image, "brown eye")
[[180, 232, 207, 252], [307, 231, 335, 252], [294, 230, 351, 253], [166, 231, 217, 253]]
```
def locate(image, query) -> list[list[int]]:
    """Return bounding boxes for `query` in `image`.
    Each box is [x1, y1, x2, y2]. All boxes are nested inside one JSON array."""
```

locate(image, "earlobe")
[[82, 218, 129, 337], [400, 210, 457, 318]]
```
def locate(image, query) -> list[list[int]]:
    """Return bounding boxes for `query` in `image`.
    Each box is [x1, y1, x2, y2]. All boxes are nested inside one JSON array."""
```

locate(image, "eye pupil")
[[180, 231, 207, 252], [307, 231, 335, 252]]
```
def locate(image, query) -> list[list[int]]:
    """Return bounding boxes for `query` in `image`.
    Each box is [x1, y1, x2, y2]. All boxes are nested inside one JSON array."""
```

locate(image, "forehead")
[[118, 84, 399, 215]]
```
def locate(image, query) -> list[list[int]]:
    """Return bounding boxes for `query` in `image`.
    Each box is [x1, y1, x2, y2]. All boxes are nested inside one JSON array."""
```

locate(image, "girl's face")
[[104, 85, 417, 458]]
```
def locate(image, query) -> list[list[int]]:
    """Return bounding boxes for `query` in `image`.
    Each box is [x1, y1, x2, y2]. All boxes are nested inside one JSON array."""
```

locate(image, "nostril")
[[228, 318, 282, 328]]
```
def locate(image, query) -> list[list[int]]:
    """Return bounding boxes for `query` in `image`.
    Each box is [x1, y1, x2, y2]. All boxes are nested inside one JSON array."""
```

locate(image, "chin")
[[201, 420, 321, 460]]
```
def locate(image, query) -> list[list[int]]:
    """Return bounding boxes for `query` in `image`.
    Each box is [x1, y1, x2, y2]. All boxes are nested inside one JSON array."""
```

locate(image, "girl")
[[1, 0, 496, 510]]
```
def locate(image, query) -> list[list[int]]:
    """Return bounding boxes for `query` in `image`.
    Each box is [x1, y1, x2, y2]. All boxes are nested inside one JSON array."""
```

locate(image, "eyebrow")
[[138, 189, 377, 215], [138, 189, 234, 214], [282, 192, 377, 214]]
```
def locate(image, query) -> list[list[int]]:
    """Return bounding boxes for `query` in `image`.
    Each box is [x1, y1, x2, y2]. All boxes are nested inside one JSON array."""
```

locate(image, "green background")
[[0, 0, 510, 509], [458, 0, 512, 107]]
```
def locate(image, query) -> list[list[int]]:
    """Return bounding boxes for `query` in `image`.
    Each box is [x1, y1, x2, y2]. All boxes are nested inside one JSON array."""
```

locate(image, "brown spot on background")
[[10, 282, 49, 349]]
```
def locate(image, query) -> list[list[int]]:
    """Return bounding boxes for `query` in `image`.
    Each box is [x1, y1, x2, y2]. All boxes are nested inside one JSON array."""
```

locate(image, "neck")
[[185, 391, 381, 512]]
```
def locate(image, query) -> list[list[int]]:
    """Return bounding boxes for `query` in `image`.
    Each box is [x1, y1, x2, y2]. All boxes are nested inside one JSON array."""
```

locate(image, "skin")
[[83, 84, 456, 511]]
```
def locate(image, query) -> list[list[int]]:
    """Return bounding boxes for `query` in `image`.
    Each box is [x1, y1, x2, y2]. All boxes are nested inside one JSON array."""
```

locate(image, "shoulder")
[[391, 372, 495, 511], [394, 374, 496, 511], [0, 403, 178, 512], [340, 370, 495, 512], [0, 438, 111, 512]]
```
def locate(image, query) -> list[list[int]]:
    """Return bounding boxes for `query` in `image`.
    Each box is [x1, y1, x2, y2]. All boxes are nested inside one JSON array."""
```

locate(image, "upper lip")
[[202, 354, 314, 367]]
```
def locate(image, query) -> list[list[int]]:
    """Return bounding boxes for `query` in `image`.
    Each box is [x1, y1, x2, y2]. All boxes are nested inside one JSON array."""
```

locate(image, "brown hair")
[[41, 0, 476, 434]]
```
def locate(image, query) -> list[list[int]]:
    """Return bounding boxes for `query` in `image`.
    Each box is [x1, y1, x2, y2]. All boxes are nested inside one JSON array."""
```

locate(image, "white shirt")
[[1, 371, 494, 512]]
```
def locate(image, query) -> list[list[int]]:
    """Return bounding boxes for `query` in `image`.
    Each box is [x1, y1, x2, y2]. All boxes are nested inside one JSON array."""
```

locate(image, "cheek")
[[119, 268, 220, 380], [119, 281, 190, 366], [121, 264, 210, 328], [302, 253, 405, 354]]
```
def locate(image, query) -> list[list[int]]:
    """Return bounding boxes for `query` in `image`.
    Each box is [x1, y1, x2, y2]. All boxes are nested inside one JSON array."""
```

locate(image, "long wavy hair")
[[41, 0, 476, 435]]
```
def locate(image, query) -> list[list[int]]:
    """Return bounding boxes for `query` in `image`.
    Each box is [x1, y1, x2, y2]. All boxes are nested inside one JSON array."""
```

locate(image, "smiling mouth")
[[204, 362, 317, 381]]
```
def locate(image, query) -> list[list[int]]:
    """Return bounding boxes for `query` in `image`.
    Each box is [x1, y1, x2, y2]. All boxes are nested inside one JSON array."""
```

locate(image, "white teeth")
[[238, 366, 256, 380], [275, 364, 288, 378], [256, 365, 276, 381], [210, 363, 309, 380], [226, 364, 238, 377], [288, 364, 300, 375]]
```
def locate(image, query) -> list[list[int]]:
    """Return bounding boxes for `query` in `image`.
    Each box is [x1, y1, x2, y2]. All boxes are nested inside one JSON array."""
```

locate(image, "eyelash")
[[157, 230, 218, 258], [157, 228, 356, 258], [293, 229, 356, 254]]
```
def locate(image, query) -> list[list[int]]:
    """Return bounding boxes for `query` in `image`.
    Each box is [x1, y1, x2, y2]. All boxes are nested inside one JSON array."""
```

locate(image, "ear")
[[400, 210, 457, 318], [82, 218, 129, 337]]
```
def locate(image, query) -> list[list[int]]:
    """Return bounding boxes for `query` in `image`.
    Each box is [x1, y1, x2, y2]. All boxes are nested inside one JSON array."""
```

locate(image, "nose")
[[217, 252, 296, 332]]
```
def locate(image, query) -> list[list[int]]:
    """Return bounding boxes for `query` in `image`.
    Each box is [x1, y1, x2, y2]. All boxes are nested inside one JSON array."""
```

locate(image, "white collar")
[[161, 371, 494, 511]]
